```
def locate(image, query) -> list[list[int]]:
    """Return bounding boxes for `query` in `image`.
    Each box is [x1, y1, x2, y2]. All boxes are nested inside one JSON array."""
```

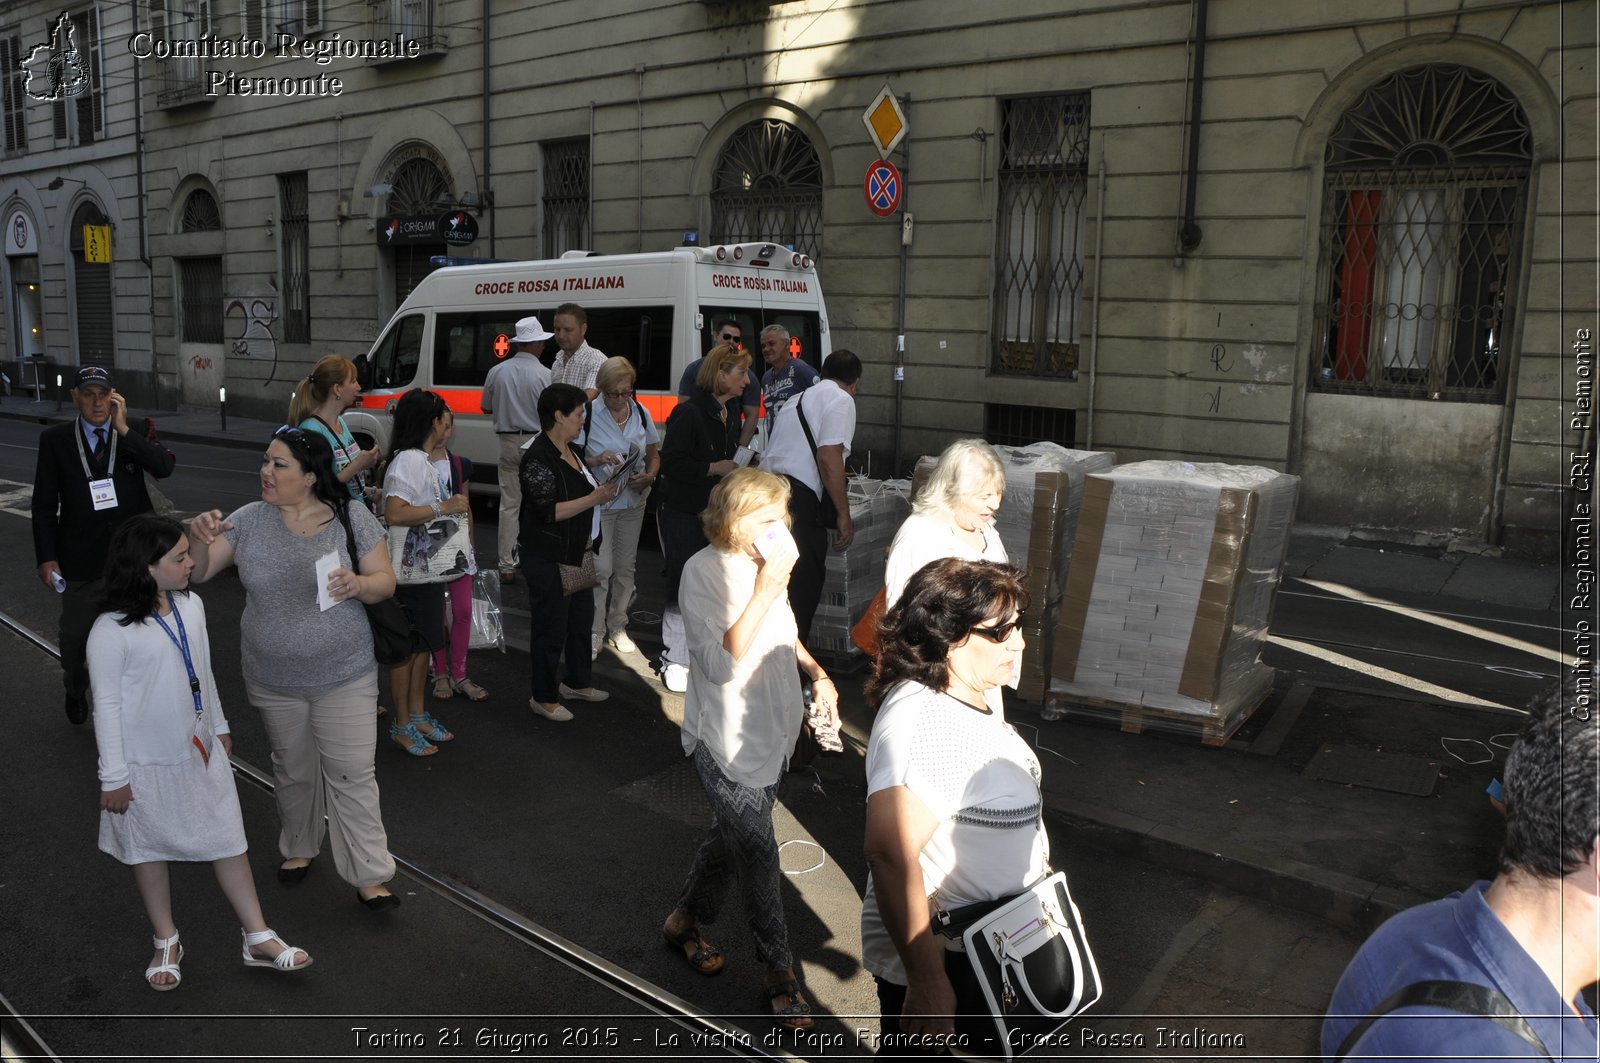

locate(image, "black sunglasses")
[[968, 613, 1025, 643], [719, 332, 741, 342]]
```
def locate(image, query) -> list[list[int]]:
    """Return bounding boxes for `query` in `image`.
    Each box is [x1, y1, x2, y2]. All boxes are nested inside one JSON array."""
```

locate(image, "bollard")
[[219, 386, 227, 432], [55, 373, 62, 411]]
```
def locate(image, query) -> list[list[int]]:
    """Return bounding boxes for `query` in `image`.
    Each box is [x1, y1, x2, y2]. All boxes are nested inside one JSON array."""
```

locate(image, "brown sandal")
[[764, 974, 815, 1031], [663, 925, 725, 976], [453, 678, 489, 702]]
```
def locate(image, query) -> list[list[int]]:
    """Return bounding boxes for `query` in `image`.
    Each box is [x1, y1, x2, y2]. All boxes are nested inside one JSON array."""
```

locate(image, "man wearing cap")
[[482, 316, 554, 583], [549, 302, 605, 400], [32, 366, 177, 724]]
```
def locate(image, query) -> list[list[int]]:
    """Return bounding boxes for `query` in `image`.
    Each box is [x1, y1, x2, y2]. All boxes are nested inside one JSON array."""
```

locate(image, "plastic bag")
[[469, 569, 505, 652]]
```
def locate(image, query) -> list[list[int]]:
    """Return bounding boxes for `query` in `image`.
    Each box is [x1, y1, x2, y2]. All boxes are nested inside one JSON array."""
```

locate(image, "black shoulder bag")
[[336, 502, 415, 665]]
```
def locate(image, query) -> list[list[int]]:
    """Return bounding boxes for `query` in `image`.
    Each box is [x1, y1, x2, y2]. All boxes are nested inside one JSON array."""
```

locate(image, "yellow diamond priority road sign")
[[862, 84, 907, 159]]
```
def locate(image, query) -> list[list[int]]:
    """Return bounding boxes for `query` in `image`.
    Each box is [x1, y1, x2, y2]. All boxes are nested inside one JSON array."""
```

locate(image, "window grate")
[[278, 172, 310, 344], [983, 403, 1077, 450], [1313, 65, 1530, 403], [709, 119, 823, 262], [181, 189, 221, 232], [991, 93, 1090, 380], [179, 257, 223, 343], [542, 138, 589, 258]]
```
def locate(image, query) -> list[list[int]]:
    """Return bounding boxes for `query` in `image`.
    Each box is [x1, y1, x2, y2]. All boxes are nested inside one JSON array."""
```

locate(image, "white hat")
[[513, 316, 553, 344]]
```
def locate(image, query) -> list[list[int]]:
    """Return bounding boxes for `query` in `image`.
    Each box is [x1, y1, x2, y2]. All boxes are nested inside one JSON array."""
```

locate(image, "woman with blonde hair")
[[289, 355, 379, 502], [583, 356, 661, 657], [654, 341, 749, 692], [660, 467, 838, 1032], [884, 439, 1008, 609]]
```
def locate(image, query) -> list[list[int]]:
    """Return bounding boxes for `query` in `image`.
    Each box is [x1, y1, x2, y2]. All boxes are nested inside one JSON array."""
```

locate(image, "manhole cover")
[[612, 759, 711, 827], [1305, 746, 1440, 796]]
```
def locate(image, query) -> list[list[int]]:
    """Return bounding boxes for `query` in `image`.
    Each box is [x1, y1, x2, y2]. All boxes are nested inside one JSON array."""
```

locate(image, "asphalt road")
[[0, 418, 1548, 1061]]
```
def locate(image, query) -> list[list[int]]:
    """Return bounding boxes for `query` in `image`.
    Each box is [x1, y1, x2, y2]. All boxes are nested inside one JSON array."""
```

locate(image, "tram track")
[[0, 608, 784, 1061]]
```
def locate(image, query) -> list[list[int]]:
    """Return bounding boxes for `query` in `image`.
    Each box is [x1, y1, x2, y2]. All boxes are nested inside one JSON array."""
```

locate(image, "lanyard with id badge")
[[75, 422, 120, 511], [152, 601, 213, 767]]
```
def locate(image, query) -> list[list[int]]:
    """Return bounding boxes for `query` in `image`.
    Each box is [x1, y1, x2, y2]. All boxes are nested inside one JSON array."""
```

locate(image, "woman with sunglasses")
[[187, 427, 401, 910], [582, 357, 660, 657], [860, 558, 1045, 1057]]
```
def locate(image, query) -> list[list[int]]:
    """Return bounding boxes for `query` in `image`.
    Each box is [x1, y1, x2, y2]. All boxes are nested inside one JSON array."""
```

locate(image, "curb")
[[0, 404, 271, 452]]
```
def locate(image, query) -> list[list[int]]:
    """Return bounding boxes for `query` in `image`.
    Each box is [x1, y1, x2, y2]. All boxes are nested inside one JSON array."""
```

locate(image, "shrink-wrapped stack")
[[1049, 461, 1298, 736], [811, 478, 912, 670], [913, 443, 1116, 701]]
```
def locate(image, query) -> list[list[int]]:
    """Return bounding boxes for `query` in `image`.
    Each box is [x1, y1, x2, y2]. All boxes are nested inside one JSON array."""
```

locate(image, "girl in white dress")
[[90, 514, 312, 991]]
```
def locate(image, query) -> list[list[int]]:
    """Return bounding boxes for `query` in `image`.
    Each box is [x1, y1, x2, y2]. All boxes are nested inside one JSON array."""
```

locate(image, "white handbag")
[[956, 871, 1102, 1059]]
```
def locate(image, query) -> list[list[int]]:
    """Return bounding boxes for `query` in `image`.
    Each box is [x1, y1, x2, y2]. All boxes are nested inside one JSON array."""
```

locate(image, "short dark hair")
[[866, 558, 1030, 709], [101, 513, 186, 626], [713, 317, 742, 336], [822, 348, 862, 385], [390, 389, 447, 455], [272, 426, 346, 507], [554, 302, 587, 326], [1498, 664, 1600, 879], [538, 382, 588, 431]]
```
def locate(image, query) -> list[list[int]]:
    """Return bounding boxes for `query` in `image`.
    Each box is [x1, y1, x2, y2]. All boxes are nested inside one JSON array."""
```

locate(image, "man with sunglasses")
[[32, 366, 177, 724], [678, 319, 760, 447]]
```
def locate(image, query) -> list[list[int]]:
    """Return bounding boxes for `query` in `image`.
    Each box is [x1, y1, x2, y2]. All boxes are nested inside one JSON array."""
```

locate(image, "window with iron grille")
[[709, 119, 823, 263], [49, 10, 101, 146], [181, 189, 221, 232], [991, 93, 1090, 380], [542, 138, 589, 258], [984, 402, 1077, 450], [179, 257, 223, 343], [1, 34, 25, 154], [385, 155, 450, 304], [1313, 65, 1531, 403], [278, 172, 310, 344]]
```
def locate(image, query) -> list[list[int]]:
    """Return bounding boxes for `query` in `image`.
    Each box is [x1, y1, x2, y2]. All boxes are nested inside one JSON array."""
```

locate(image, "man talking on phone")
[[32, 366, 176, 724]]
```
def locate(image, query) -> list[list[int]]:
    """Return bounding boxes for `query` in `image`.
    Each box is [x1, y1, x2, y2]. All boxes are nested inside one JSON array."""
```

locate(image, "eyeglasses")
[[968, 613, 1025, 643], [719, 333, 741, 343], [606, 389, 636, 399]]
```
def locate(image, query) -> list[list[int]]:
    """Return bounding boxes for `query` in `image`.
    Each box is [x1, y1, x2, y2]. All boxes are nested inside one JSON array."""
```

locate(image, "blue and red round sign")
[[864, 160, 902, 217]]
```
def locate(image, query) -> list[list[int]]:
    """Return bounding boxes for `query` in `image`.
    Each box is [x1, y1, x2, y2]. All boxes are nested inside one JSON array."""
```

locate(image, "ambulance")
[[348, 243, 829, 490]]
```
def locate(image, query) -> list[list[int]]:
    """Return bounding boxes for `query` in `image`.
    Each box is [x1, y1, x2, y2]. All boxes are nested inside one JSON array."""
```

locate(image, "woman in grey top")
[[188, 428, 402, 911]]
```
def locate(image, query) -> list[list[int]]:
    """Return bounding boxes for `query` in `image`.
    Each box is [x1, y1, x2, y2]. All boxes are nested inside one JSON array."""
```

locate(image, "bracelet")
[[430, 501, 442, 518], [814, 675, 833, 686]]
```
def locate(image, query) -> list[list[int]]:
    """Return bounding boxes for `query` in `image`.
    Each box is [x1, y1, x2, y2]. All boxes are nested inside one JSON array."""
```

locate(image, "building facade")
[[3, 0, 1592, 554]]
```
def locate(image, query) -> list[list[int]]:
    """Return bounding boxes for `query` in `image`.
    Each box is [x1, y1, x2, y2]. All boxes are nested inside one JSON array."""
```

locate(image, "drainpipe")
[[1087, 155, 1105, 448], [482, 0, 493, 257], [1179, 0, 1208, 253]]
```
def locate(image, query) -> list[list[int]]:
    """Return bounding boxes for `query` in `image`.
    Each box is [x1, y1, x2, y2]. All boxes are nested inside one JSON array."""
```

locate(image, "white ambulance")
[[348, 243, 829, 489]]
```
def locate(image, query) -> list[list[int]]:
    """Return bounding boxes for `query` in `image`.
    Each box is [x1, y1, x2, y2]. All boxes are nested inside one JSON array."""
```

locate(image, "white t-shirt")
[[760, 379, 854, 499], [860, 680, 1050, 985], [384, 448, 446, 507], [884, 511, 1009, 610]]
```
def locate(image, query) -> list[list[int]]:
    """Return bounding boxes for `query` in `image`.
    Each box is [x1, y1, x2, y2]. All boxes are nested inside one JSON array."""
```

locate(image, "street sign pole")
[[893, 94, 910, 476]]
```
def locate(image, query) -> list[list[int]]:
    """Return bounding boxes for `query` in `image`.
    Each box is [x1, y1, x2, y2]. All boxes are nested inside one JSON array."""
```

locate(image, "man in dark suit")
[[32, 366, 177, 724]]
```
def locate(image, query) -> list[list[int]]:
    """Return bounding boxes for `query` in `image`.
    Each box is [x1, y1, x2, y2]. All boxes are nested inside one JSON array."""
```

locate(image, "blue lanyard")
[[151, 598, 204, 721]]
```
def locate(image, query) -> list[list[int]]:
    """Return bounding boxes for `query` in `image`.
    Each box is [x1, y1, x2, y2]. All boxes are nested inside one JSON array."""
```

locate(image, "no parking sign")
[[864, 159, 902, 218]]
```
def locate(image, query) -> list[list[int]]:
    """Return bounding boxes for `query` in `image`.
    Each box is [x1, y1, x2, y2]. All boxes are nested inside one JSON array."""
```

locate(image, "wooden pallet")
[[1044, 687, 1271, 747]]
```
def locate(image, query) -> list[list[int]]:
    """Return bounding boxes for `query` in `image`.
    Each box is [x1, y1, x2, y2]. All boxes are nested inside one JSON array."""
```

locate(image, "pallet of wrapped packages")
[[912, 443, 1116, 702], [1048, 461, 1298, 744], [811, 478, 912, 671]]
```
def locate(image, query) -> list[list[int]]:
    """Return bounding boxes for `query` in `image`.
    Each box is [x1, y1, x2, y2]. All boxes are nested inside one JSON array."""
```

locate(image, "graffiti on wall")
[[225, 296, 280, 384]]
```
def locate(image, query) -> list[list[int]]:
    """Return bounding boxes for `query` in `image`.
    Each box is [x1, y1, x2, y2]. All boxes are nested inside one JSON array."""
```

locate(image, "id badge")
[[89, 477, 119, 511], [190, 716, 212, 767]]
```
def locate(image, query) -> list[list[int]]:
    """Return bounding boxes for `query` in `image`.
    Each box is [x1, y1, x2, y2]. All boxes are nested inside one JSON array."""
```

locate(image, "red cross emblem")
[[493, 333, 511, 359]]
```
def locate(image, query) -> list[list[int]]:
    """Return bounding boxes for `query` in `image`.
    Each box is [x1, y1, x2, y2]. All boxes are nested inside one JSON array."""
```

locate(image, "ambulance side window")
[[582, 306, 674, 393], [434, 312, 522, 387], [762, 311, 824, 372], [367, 314, 424, 389]]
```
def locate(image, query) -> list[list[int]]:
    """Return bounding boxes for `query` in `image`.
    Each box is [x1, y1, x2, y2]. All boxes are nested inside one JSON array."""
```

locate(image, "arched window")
[[180, 188, 221, 232], [709, 119, 823, 262], [1314, 64, 1532, 402], [69, 201, 114, 367], [386, 155, 452, 304]]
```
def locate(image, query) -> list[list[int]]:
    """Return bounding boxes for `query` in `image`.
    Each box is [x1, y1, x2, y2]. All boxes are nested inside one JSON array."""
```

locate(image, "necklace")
[[941, 688, 994, 715]]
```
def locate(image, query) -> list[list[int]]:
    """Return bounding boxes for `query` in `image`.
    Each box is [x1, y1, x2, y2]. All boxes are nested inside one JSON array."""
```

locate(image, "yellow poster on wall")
[[82, 224, 111, 264]]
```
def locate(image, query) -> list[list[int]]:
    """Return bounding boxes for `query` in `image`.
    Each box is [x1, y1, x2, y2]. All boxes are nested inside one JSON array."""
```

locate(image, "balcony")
[[367, 0, 449, 64], [154, 59, 213, 110]]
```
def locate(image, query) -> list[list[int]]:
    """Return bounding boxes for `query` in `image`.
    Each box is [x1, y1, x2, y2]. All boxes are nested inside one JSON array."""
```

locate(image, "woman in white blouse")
[[660, 468, 839, 1032], [883, 439, 1008, 610]]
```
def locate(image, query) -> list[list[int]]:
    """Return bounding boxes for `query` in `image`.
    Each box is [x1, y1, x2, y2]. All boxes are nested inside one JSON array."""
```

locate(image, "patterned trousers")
[[676, 741, 792, 971]]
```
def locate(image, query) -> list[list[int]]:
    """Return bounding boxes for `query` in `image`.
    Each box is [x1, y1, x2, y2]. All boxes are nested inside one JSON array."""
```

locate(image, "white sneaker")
[[606, 632, 638, 655], [558, 683, 610, 702], [661, 663, 688, 693], [529, 697, 574, 722]]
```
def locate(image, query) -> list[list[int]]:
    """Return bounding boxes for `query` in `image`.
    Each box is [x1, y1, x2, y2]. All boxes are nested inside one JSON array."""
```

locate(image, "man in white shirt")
[[760, 349, 861, 643], [481, 316, 553, 581], [550, 302, 606, 400]]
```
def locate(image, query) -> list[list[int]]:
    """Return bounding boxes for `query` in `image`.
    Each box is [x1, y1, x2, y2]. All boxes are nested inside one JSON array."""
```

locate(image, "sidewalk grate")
[[1305, 745, 1440, 796]]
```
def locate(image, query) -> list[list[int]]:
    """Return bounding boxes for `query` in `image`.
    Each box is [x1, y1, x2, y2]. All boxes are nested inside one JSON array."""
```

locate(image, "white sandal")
[[146, 932, 183, 991], [241, 928, 313, 972]]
